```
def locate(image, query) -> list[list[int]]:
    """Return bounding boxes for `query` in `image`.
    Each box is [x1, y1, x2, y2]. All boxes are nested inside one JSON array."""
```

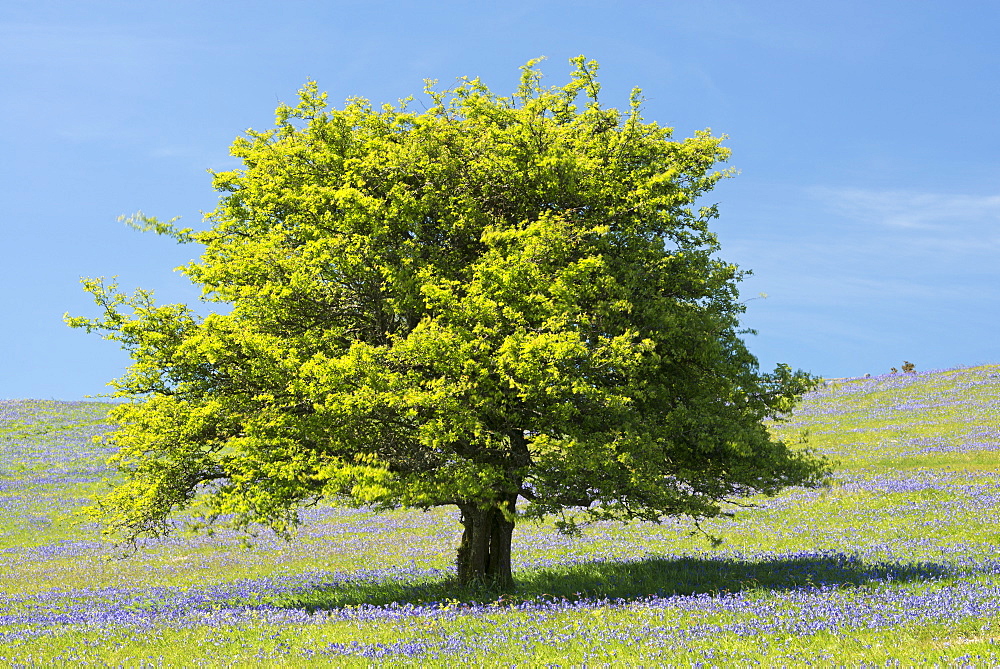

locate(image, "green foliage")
[[66, 57, 828, 569]]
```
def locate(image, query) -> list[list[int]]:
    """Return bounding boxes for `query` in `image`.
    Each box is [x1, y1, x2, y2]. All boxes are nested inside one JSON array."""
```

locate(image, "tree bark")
[[456, 493, 517, 589]]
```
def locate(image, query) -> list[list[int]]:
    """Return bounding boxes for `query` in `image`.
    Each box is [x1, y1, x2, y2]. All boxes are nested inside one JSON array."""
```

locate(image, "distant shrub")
[[902, 361, 916, 374]]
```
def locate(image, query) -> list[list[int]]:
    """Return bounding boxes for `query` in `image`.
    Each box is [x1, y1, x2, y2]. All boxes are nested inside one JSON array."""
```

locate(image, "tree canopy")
[[68, 57, 829, 588]]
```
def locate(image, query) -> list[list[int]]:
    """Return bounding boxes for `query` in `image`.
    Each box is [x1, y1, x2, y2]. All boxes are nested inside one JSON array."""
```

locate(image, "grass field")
[[2, 364, 999, 665]]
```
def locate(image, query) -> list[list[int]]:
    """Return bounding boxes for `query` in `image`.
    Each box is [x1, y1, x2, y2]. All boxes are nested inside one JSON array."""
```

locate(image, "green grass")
[[1, 365, 999, 664]]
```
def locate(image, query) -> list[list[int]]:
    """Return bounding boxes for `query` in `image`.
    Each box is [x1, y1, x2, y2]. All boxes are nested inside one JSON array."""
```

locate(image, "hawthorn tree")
[[68, 57, 829, 588]]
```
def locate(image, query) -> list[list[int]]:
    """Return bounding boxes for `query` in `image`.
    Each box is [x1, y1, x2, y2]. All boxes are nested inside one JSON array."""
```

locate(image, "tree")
[[68, 57, 829, 589]]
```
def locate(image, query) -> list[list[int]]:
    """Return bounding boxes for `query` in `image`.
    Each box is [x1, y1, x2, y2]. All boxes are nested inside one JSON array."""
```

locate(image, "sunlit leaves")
[[67, 56, 828, 556]]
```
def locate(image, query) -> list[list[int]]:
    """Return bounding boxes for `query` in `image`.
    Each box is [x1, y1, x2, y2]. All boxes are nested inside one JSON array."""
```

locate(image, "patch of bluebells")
[[3, 552, 1000, 659], [781, 365, 1000, 431], [0, 565, 441, 629], [0, 399, 40, 424], [777, 367, 1000, 474], [0, 399, 115, 431], [1, 400, 109, 508], [3, 367, 1000, 661]]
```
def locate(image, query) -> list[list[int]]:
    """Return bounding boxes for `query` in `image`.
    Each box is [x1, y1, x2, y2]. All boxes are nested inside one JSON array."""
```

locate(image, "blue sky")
[[3, 0, 998, 400]]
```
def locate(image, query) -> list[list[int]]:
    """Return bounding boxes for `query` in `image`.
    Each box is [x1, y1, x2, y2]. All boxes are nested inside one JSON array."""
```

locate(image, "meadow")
[[1, 364, 999, 666]]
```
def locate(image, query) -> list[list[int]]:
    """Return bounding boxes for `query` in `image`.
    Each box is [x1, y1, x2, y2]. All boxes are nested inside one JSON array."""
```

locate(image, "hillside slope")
[[1, 365, 999, 664]]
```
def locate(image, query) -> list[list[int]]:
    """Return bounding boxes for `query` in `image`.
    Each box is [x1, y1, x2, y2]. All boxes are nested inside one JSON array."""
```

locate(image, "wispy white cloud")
[[809, 187, 1000, 230], [716, 186, 1000, 323]]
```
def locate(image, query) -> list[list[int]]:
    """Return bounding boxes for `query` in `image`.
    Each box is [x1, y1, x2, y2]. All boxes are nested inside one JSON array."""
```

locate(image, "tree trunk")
[[456, 493, 517, 589]]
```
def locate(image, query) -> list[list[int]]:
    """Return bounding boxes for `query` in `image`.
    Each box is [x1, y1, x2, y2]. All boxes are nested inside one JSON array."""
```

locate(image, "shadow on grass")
[[269, 552, 950, 612]]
